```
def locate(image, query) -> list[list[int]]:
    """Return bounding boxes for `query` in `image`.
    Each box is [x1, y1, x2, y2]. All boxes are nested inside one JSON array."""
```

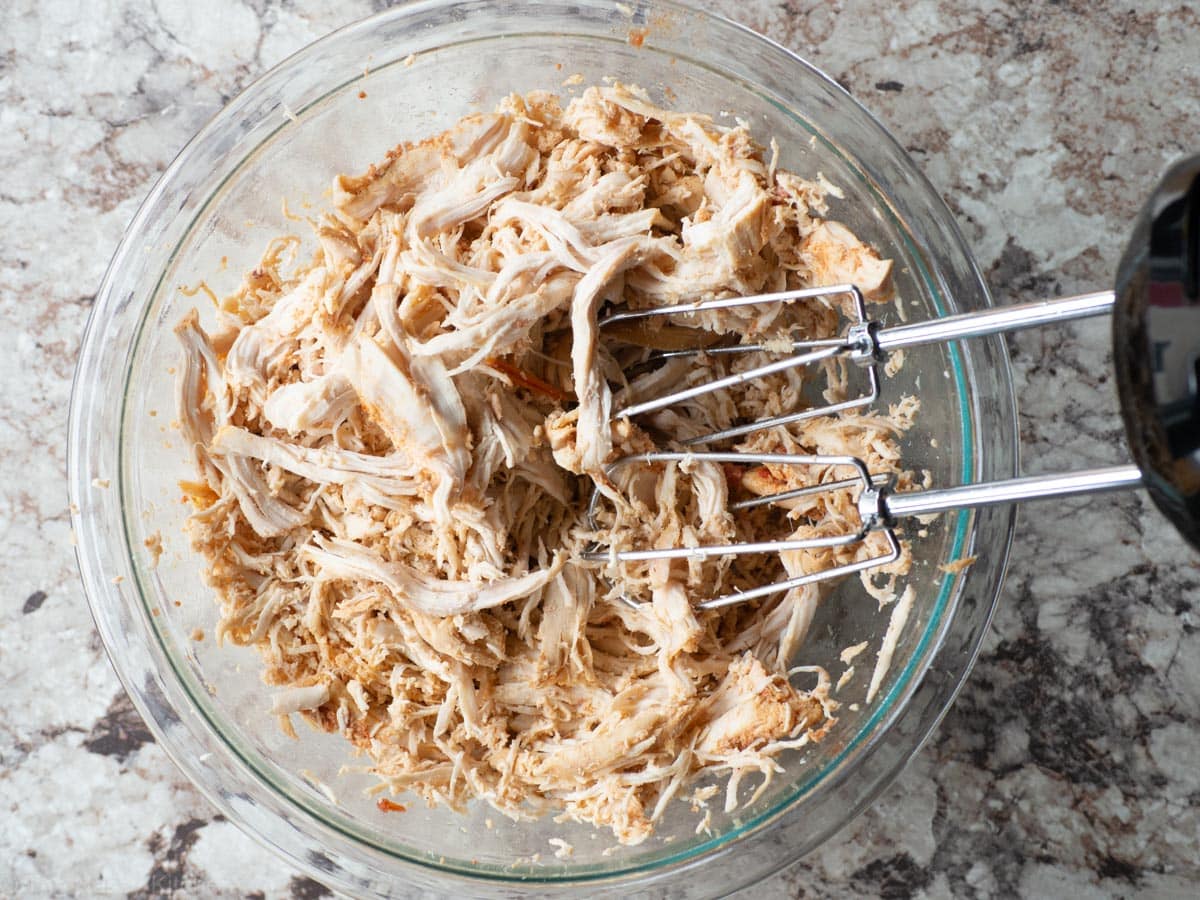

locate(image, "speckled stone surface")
[[3, 1, 1199, 897]]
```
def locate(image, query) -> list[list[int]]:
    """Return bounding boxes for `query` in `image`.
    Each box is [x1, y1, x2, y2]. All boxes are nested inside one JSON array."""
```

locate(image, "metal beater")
[[584, 156, 1200, 608]]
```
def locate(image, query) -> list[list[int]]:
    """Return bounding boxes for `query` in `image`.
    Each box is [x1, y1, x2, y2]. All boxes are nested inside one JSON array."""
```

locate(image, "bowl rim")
[[68, 0, 1018, 894]]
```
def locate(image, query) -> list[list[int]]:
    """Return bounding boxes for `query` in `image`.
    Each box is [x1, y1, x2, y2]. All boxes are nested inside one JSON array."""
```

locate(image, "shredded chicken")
[[176, 84, 919, 844]]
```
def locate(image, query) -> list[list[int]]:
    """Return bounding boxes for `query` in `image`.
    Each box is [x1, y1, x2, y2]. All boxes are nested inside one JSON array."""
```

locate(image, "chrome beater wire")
[[602, 283, 880, 445], [581, 451, 901, 610], [587, 285, 1145, 608], [604, 285, 1118, 446]]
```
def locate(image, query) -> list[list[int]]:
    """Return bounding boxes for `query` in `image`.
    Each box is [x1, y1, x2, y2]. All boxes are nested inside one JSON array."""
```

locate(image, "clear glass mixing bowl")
[[68, 1, 1017, 895]]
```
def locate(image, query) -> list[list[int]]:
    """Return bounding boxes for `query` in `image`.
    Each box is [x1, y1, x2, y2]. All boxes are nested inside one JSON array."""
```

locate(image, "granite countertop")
[[3, 1, 1198, 897]]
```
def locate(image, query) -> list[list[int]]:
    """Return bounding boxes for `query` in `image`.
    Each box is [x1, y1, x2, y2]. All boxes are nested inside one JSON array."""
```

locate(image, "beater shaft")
[[874, 290, 1115, 353]]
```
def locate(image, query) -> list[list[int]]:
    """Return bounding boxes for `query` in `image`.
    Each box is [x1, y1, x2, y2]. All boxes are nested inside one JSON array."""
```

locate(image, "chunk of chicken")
[[696, 655, 824, 755], [800, 221, 894, 303]]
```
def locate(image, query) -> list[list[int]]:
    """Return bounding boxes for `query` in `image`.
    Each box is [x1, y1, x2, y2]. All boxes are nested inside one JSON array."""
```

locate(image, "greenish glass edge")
[[116, 31, 978, 886]]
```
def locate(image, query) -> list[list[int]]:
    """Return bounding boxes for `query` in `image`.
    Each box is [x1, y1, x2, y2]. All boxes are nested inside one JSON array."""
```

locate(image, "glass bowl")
[[68, 1, 1017, 896]]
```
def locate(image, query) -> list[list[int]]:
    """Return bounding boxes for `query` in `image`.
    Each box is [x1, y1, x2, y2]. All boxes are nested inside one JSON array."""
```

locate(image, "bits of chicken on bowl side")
[[174, 83, 919, 844]]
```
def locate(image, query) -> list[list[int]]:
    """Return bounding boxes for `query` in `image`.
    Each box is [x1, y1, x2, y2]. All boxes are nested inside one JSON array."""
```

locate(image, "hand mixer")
[[584, 156, 1200, 609]]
